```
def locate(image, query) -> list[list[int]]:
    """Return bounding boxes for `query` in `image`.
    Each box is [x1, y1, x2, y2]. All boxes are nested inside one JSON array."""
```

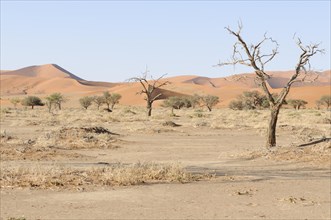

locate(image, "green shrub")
[[200, 95, 219, 111], [21, 96, 44, 109], [287, 99, 308, 110], [317, 95, 331, 109], [79, 96, 94, 109]]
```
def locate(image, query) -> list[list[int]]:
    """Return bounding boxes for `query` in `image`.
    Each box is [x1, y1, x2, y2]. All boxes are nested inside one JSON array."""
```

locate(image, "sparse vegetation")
[[200, 95, 219, 111], [229, 91, 267, 110], [10, 97, 21, 108], [109, 93, 122, 110], [229, 91, 285, 110], [163, 96, 187, 115], [317, 95, 331, 109], [103, 91, 122, 111], [45, 92, 66, 111], [79, 96, 94, 109], [287, 99, 308, 110], [229, 100, 244, 110], [21, 96, 44, 109], [93, 95, 105, 110], [188, 94, 202, 108], [0, 162, 202, 189], [7, 217, 27, 220]]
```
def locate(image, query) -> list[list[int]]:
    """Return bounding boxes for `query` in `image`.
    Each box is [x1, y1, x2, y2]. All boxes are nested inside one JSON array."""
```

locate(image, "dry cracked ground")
[[0, 107, 330, 220]]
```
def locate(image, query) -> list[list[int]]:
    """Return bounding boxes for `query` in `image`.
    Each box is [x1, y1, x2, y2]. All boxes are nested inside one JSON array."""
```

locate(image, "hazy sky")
[[1, 1, 330, 82]]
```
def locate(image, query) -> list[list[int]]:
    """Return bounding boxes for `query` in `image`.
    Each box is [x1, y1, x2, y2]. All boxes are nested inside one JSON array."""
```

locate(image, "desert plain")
[[0, 64, 330, 220]]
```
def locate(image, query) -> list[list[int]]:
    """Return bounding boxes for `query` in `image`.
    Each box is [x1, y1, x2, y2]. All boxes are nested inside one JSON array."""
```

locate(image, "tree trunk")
[[207, 106, 212, 112], [47, 102, 52, 113], [31, 105, 34, 109], [147, 102, 152, 116], [266, 106, 280, 148]]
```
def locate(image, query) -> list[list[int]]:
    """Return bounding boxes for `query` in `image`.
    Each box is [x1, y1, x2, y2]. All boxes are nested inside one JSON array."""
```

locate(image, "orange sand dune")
[[266, 70, 330, 88], [182, 74, 259, 89], [1, 64, 330, 108], [0, 64, 116, 96], [1, 64, 82, 79]]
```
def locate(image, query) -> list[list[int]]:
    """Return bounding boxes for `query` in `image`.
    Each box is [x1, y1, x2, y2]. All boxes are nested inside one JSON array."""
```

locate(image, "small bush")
[[103, 92, 122, 111], [93, 96, 105, 110], [45, 93, 66, 110], [79, 96, 94, 109], [10, 97, 21, 108], [317, 95, 331, 109], [228, 91, 284, 110], [21, 96, 44, 109], [200, 95, 219, 111], [229, 100, 244, 110], [287, 99, 308, 110]]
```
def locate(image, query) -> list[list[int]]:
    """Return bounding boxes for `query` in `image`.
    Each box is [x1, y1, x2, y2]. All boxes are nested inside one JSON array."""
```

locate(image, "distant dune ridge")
[[0, 64, 330, 108]]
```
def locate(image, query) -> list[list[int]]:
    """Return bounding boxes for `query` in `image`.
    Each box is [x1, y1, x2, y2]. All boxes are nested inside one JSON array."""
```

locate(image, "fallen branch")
[[297, 137, 331, 148]]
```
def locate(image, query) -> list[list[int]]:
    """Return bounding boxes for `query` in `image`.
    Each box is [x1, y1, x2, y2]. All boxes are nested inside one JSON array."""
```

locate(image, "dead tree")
[[129, 69, 170, 116], [218, 23, 323, 148]]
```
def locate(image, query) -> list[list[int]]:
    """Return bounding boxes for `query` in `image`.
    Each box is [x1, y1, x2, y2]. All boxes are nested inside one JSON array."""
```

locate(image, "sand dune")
[[266, 70, 330, 88], [182, 74, 259, 89], [1, 64, 82, 79], [0, 64, 116, 95], [1, 64, 330, 108]]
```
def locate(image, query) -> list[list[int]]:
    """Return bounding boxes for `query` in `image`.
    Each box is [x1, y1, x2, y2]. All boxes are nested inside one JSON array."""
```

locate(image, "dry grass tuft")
[[0, 162, 203, 190], [0, 126, 119, 161], [36, 126, 119, 149], [0, 142, 89, 161], [7, 217, 27, 220], [241, 142, 331, 166]]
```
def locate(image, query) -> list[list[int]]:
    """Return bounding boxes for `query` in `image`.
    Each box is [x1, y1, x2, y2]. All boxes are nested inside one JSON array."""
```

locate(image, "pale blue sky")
[[1, 1, 330, 82]]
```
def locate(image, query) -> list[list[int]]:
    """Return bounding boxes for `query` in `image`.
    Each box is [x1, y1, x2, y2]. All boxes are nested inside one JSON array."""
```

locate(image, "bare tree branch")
[[217, 23, 323, 147], [127, 69, 170, 116]]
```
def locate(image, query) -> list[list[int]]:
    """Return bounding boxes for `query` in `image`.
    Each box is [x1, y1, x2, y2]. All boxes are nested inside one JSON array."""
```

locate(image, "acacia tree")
[[129, 70, 170, 116], [219, 23, 322, 147], [46, 93, 66, 110], [103, 92, 122, 111], [109, 93, 122, 110], [103, 92, 113, 111], [287, 99, 308, 110], [200, 95, 220, 111], [21, 96, 44, 109], [163, 96, 186, 115], [318, 95, 331, 109], [93, 96, 105, 110], [79, 96, 94, 109], [188, 94, 201, 108], [240, 91, 267, 110]]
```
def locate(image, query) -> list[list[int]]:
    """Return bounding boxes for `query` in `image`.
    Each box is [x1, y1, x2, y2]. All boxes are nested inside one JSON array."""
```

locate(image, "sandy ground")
[[0, 107, 330, 219]]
